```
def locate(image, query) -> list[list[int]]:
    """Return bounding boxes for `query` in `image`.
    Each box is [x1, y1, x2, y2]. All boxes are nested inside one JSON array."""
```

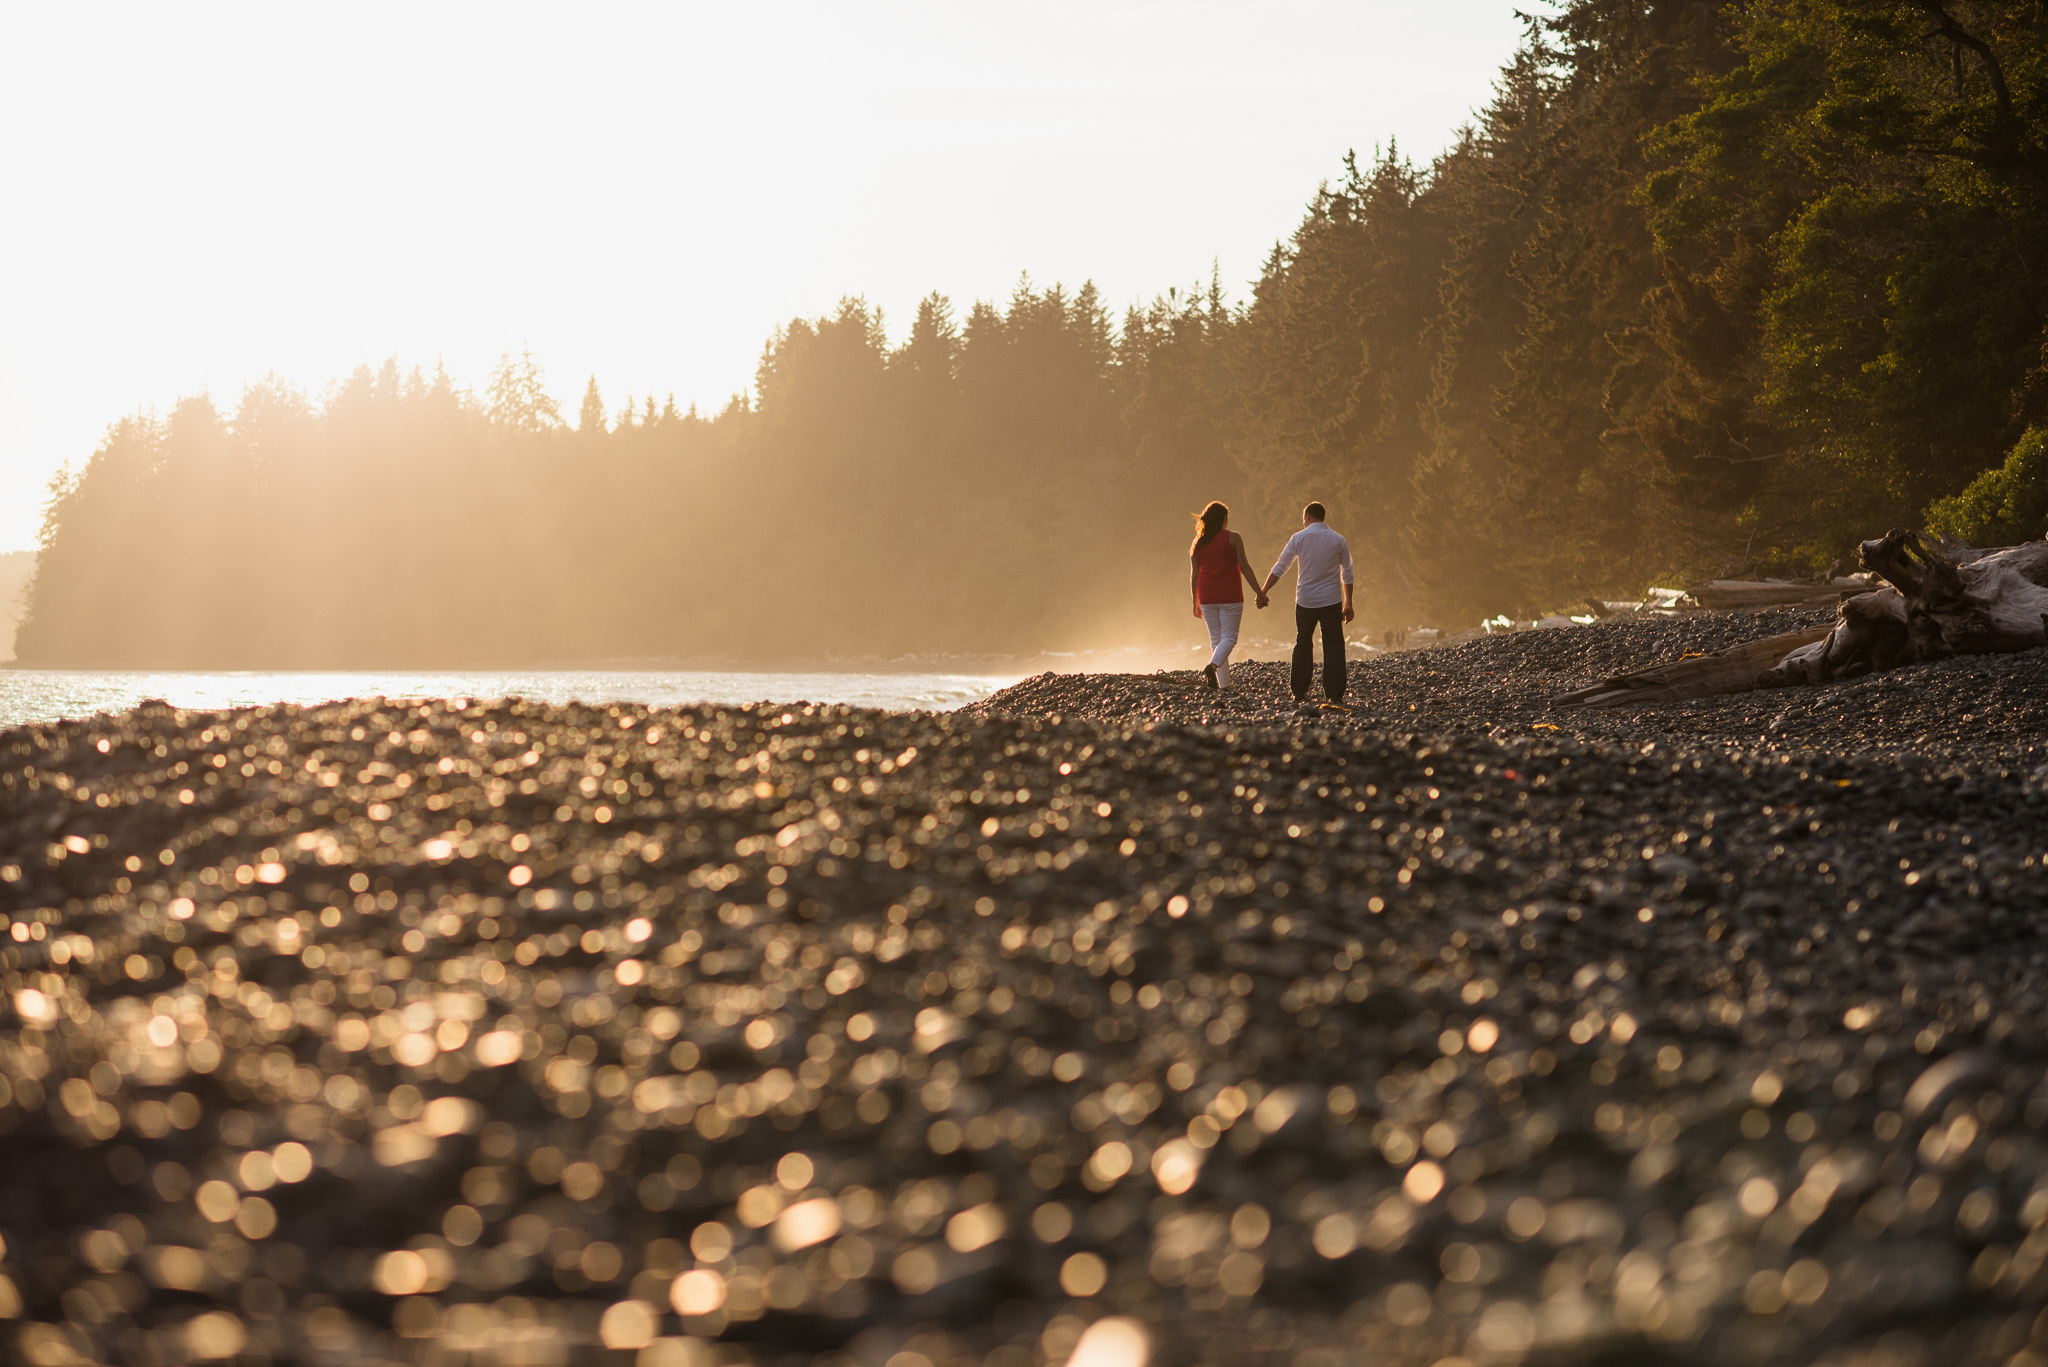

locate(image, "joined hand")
[[1255, 593, 1269, 609]]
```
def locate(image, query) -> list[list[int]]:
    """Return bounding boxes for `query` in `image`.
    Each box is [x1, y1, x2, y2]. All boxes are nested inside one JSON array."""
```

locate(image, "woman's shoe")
[[1202, 663, 1219, 691]]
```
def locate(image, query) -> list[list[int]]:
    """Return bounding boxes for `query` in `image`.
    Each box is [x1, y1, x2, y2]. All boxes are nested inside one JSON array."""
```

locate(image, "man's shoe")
[[1202, 663, 1219, 691], [1320, 702, 1352, 714]]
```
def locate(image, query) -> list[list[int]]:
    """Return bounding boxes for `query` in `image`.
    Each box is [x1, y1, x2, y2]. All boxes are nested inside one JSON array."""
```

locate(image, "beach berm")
[[4, 625, 2048, 1365]]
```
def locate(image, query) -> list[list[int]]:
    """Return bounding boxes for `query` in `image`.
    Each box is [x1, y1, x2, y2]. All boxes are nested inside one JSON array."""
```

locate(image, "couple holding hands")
[[1189, 500, 1354, 706]]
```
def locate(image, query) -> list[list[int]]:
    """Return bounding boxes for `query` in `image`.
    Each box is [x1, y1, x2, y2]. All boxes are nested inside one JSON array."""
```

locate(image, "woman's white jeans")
[[1201, 602, 1242, 688]]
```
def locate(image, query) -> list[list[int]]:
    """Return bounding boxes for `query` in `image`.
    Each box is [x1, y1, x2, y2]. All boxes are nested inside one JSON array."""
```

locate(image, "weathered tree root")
[[1762, 531, 2048, 687], [1554, 530, 2048, 709]]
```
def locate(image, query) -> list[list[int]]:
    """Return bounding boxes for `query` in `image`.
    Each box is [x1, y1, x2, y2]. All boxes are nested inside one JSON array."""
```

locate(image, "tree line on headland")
[[18, 1, 2048, 667]]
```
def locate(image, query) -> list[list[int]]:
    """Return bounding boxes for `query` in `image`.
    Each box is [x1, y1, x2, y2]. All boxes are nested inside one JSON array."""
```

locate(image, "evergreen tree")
[[487, 347, 565, 433]]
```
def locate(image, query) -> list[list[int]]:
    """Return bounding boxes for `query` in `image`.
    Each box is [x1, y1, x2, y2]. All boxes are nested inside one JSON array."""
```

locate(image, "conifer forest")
[[18, 2, 2048, 666]]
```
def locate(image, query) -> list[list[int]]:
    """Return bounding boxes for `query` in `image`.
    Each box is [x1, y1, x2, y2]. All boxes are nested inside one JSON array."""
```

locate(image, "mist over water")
[[0, 670, 1021, 731]]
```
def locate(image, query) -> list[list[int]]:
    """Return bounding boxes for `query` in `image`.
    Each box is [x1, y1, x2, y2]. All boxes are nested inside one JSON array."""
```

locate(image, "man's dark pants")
[[1292, 602, 1346, 702]]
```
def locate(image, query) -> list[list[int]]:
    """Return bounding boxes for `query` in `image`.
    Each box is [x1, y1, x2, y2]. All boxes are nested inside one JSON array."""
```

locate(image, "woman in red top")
[[1189, 501, 1268, 691]]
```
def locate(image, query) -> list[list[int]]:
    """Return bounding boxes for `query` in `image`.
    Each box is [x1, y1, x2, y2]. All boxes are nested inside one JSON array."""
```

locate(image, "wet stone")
[[1, 635, 2046, 1366]]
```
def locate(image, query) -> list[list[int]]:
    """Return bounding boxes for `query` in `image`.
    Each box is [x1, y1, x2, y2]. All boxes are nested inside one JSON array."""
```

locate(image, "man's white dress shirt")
[[1269, 522, 1354, 609]]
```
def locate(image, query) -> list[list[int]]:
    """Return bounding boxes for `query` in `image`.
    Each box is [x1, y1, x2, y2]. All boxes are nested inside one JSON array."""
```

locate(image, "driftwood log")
[[1687, 577, 1871, 610], [1554, 531, 2048, 710], [1551, 626, 1833, 708]]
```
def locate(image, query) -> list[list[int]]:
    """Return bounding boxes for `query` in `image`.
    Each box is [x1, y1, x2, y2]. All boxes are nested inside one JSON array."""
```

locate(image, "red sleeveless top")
[[1194, 531, 1242, 605]]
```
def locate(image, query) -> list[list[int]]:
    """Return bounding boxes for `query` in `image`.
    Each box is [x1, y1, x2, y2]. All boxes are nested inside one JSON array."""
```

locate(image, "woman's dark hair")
[[1191, 501, 1228, 554]]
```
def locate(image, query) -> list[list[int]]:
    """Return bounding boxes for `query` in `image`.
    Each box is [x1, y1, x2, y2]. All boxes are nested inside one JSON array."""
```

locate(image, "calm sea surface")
[[0, 669, 1022, 730]]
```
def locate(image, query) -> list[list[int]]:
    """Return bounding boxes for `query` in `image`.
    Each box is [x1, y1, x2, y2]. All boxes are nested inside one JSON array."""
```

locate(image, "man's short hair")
[[1304, 502, 1326, 522]]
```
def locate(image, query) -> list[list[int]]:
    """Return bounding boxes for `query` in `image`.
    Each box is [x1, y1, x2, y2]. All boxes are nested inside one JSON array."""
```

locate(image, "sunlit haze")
[[0, 1, 1526, 553]]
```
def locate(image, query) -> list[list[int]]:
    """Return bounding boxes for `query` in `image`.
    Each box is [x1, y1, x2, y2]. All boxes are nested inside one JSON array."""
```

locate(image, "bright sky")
[[0, 1, 1529, 553]]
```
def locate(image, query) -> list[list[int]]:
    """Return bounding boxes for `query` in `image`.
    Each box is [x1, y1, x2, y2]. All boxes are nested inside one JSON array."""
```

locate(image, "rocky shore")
[[4, 615, 2047, 1366]]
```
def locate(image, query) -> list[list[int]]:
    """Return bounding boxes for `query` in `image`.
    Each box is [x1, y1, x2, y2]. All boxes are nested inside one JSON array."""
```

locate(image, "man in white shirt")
[[1261, 501, 1355, 705]]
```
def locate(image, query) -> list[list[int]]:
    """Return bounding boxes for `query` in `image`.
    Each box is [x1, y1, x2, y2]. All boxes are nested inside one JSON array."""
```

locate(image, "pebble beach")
[[4, 610, 2048, 1367]]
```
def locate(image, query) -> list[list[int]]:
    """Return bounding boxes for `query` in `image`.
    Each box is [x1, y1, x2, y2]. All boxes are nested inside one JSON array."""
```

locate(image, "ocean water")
[[0, 669, 1022, 730]]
